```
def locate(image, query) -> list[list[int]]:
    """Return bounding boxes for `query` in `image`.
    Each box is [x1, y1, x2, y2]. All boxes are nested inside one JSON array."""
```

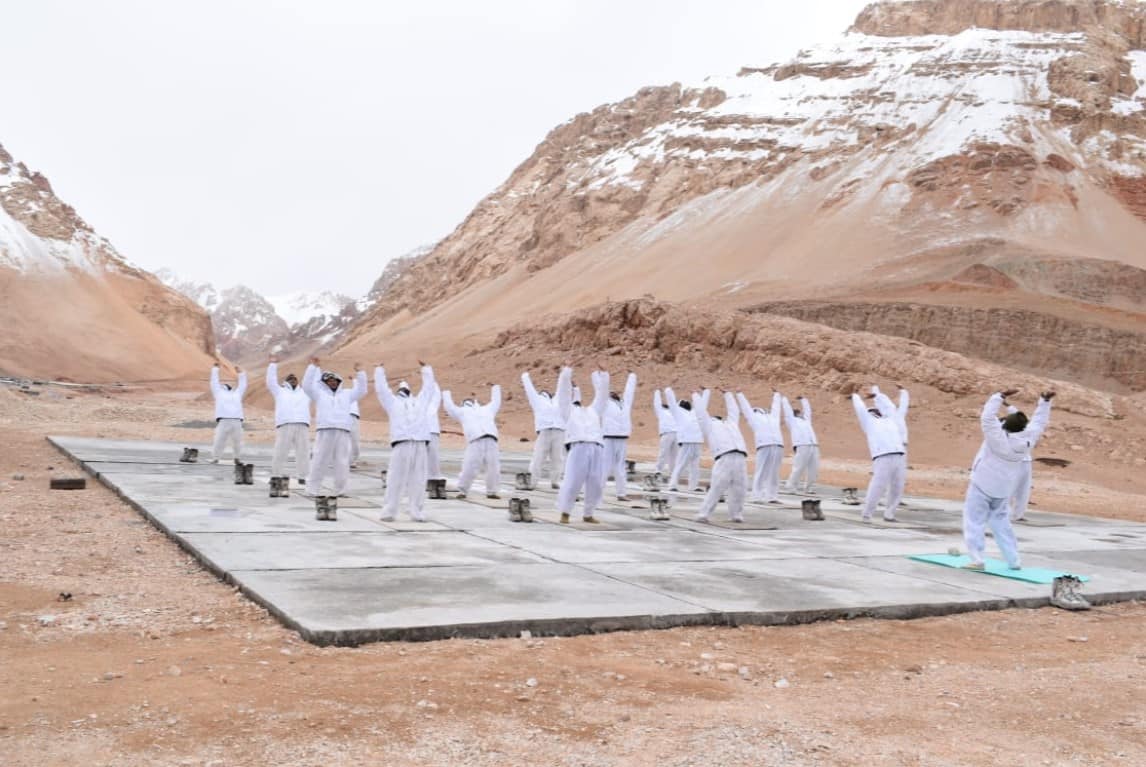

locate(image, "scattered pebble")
[[415, 700, 438, 710], [823, 672, 834, 679], [37, 615, 56, 627], [525, 677, 538, 688], [774, 678, 790, 689], [716, 662, 738, 673], [103, 672, 123, 681], [1067, 636, 1089, 643], [738, 666, 751, 680], [166, 665, 182, 677], [11, 474, 25, 481]]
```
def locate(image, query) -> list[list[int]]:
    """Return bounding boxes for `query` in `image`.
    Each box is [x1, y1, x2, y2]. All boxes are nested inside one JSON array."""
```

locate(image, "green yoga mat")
[[909, 554, 1090, 584]]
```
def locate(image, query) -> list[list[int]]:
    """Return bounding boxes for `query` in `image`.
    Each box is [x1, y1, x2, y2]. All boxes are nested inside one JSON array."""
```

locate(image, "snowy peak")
[[267, 290, 355, 328], [0, 143, 133, 274]]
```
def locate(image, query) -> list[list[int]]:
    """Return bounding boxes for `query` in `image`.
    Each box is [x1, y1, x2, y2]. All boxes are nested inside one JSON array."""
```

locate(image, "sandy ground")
[[2, 386, 1146, 766]]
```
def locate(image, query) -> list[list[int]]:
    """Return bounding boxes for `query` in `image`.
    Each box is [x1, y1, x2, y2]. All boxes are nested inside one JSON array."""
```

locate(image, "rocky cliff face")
[[336, 0, 1146, 397], [0, 143, 215, 381]]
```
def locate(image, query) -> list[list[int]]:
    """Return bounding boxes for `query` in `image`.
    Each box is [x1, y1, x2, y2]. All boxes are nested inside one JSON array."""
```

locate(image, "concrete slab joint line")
[[45, 435, 1146, 647]]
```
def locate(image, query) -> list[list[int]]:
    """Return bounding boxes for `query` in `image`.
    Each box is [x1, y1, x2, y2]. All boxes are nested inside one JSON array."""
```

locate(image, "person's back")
[[972, 393, 1052, 499]]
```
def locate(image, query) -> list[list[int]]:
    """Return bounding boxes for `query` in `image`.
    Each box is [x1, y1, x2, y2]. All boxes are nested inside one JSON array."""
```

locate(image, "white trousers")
[[863, 453, 907, 520], [656, 432, 679, 476], [307, 428, 352, 496], [212, 418, 243, 462], [963, 482, 1021, 568], [271, 422, 310, 478], [752, 445, 784, 501], [427, 433, 443, 480], [602, 437, 630, 498], [669, 443, 702, 491], [786, 445, 820, 492], [349, 416, 361, 462], [458, 437, 500, 495], [558, 442, 605, 518], [529, 428, 565, 486], [383, 441, 428, 520], [1009, 461, 1033, 521], [697, 452, 747, 521]]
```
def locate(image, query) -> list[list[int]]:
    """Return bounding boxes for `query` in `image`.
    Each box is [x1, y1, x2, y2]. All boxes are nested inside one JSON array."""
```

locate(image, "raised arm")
[[301, 363, 322, 400], [724, 391, 740, 425], [442, 390, 463, 422], [692, 390, 713, 441], [736, 391, 753, 417], [419, 364, 436, 402], [591, 370, 610, 418], [769, 392, 782, 428], [556, 367, 574, 420], [489, 384, 502, 415], [209, 365, 223, 397], [521, 372, 540, 411], [1025, 394, 1053, 445], [851, 393, 872, 429], [800, 397, 812, 423], [665, 388, 682, 419], [265, 363, 280, 400], [980, 392, 1011, 455], [898, 387, 910, 418], [374, 366, 395, 412], [781, 396, 795, 423], [347, 369, 369, 402], [235, 370, 248, 398], [621, 372, 637, 412], [654, 388, 664, 412], [873, 390, 897, 420], [424, 381, 442, 419]]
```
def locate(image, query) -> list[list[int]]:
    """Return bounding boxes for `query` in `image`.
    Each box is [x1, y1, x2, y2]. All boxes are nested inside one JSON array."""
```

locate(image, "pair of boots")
[[269, 476, 290, 498], [315, 496, 338, 521], [232, 460, 254, 485], [508, 498, 533, 523]]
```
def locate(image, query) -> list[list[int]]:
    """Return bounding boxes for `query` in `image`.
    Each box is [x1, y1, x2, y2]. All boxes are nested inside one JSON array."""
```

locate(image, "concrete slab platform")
[[48, 435, 1146, 646]]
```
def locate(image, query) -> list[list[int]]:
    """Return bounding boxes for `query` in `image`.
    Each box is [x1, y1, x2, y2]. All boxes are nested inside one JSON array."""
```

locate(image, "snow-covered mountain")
[[337, 0, 1146, 394], [0, 143, 215, 381], [267, 290, 353, 328]]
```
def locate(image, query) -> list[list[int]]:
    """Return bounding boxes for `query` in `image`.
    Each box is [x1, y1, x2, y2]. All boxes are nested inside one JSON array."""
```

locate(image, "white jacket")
[[737, 391, 783, 448], [602, 372, 638, 438], [521, 372, 565, 431], [664, 387, 704, 444], [375, 365, 437, 444], [872, 385, 910, 445], [695, 390, 748, 457], [653, 390, 677, 435], [426, 384, 442, 436], [852, 393, 906, 458], [557, 367, 608, 445], [210, 367, 247, 420], [443, 385, 501, 442], [266, 363, 311, 427], [782, 396, 818, 447], [971, 393, 1052, 498], [302, 364, 367, 431]]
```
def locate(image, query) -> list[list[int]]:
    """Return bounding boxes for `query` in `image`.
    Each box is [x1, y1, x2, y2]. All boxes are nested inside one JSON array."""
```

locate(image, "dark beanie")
[[1002, 411, 1029, 433]]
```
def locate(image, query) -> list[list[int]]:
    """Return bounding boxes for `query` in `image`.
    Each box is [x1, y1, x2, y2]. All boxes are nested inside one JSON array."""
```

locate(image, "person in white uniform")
[[266, 358, 311, 484], [601, 372, 638, 501], [737, 390, 784, 503], [521, 371, 565, 489], [693, 389, 749, 523], [301, 359, 368, 497], [555, 365, 609, 523], [665, 388, 703, 492], [375, 363, 437, 521], [872, 384, 910, 453], [443, 384, 502, 499], [971, 403, 1046, 523], [209, 364, 247, 463], [962, 389, 1054, 570], [782, 395, 819, 494], [851, 389, 908, 522], [653, 390, 678, 476]]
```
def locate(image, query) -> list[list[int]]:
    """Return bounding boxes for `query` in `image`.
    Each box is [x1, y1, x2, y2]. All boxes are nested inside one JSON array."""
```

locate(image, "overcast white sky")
[[0, 0, 870, 297]]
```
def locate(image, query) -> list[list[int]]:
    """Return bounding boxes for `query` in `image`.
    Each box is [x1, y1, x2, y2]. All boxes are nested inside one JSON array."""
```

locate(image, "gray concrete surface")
[[49, 435, 1146, 645]]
